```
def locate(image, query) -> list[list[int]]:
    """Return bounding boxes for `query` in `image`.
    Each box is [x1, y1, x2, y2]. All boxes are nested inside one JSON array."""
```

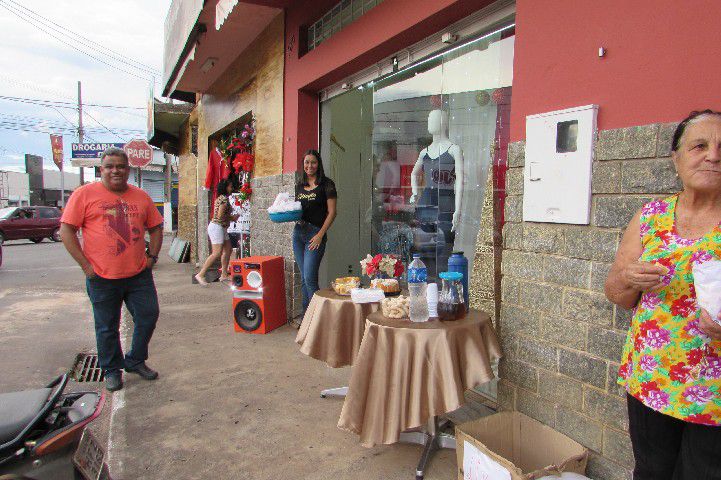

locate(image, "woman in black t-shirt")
[[292, 150, 337, 317]]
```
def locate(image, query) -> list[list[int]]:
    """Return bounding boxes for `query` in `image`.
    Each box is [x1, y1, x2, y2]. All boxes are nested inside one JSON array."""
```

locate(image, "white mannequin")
[[409, 109, 464, 231]]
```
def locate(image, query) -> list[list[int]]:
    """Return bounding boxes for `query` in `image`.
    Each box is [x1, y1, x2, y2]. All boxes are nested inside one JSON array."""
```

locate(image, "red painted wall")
[[282, 0, 494, 172], [510, 0, 721, 141]]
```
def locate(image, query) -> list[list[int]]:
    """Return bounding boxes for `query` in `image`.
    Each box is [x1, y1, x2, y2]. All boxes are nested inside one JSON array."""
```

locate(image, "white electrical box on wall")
[[523, 104, 598, 225]]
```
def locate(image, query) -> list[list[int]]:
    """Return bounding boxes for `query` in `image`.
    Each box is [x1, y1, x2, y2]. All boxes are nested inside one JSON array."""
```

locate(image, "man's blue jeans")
[[292, 222, 327, 313], [85, 268, 159, 375]]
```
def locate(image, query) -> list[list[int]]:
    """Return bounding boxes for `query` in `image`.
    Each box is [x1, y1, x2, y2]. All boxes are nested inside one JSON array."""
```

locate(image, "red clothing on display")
[[204, 148, 232, 204]]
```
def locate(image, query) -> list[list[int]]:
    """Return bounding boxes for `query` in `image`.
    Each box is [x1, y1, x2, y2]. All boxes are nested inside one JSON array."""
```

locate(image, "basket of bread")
[[381, 295, 410, 319], [331, 276, 360, 296]]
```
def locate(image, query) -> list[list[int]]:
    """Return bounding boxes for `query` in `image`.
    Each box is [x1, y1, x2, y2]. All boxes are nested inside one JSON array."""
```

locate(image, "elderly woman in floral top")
[[606, 110, 721, 480]]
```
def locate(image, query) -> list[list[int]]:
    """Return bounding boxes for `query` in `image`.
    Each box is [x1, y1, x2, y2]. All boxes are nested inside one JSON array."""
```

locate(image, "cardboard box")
[[456, 412, 588, 480]]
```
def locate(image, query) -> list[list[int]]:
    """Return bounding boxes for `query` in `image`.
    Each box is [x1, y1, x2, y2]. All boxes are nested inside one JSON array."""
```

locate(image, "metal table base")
[[399, 416, 456, 480], [320, 386, 348, 398]]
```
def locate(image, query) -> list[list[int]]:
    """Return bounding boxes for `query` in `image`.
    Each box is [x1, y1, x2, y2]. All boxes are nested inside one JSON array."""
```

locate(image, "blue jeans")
[[292, 223, 327, 313], [85, 268, 160, 375]]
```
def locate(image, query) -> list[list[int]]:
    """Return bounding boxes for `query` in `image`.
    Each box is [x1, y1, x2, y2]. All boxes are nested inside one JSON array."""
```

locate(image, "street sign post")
[[123, 139, 153, 168], [124, 139, 153, 189]]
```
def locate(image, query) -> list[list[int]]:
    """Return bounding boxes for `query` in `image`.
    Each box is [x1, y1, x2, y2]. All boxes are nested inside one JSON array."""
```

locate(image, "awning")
[[215, 0, 238, 30], [148, 99, 195, 154], [162, 1, 283, 100]]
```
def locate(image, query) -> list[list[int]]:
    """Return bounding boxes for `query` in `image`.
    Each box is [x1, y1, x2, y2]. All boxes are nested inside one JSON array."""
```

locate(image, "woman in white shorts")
[[195, 179, 238, 285]]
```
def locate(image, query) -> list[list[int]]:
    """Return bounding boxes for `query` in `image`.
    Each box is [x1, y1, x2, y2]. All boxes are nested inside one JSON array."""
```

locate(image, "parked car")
[[0, 206, 62, 244]]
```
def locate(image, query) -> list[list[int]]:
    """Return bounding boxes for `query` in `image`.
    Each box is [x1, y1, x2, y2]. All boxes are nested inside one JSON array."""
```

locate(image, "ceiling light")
[[200, 57, 219, 73]]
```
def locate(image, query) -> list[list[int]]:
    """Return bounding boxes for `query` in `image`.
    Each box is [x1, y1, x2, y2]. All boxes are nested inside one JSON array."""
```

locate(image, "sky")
[[0, 0, 173, 174]]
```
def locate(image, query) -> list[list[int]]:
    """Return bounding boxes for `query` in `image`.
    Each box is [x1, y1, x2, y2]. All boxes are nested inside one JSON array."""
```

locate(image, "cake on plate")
[[370, 278, 400, 293]]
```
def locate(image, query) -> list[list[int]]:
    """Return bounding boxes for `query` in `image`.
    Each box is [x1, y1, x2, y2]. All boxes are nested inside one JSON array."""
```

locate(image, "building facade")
[[0, 170, 30, 207], [42, 170, 80, 207], [159, 1, 721, 478]]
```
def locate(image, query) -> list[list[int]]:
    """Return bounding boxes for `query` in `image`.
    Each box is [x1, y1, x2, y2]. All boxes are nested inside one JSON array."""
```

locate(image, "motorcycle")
[[0, 374, 107, 480]]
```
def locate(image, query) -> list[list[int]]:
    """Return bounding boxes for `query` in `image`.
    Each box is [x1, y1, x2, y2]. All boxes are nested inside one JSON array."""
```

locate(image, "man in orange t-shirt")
[[60, 147, 164, 392]]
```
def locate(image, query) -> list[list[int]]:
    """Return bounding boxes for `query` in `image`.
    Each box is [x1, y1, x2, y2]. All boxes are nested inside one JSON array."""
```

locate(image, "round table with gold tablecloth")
[[295, 288, 379, 368], [337, 309, 502, 448]]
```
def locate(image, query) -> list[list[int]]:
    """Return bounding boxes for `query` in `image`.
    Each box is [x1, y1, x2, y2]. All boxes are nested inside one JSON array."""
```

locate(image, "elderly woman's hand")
[[621, 261, 668, 292], [699, 309, 721, 341]]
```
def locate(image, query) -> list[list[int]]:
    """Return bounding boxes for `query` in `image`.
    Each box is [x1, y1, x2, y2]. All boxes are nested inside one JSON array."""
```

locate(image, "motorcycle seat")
[[0, 388, 52, 445]]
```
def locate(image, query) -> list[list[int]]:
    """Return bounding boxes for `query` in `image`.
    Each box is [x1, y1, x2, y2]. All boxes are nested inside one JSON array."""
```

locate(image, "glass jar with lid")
[[437, 271, 466, 321]]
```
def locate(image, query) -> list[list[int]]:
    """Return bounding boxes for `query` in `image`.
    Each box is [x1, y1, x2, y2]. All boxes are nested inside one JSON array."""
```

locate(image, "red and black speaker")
[[230, 256, 286, 334]]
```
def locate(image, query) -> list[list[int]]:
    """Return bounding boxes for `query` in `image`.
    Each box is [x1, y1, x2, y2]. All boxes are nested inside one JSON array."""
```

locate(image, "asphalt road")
[[0, 238, 95, 391]]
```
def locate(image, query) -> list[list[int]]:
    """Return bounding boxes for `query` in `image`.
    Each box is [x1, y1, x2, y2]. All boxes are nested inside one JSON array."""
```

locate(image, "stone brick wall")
[[498, 122, 681, 480], [177, 118, 199, 263], [250, 172, 303, 321]]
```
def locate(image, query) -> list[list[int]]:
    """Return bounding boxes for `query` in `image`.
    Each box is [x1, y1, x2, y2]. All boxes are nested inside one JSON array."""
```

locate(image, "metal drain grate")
[[72, 353, 105, 383]]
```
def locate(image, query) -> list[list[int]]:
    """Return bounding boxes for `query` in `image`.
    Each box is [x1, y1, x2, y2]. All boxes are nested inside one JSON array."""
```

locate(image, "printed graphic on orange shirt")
[[101, 199, 142, 256]]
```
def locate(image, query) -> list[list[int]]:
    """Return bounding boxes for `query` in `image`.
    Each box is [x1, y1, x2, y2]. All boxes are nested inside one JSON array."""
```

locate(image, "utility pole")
[[164, 150, 172, 233], [77, 81, 84, 185], [164, 151, 172, 202], [59, 140, 65, 208]]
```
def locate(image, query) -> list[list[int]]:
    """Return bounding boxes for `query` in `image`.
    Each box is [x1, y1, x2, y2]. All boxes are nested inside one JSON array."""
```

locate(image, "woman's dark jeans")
[[86, 269, 159, 375], [627, 393, 721, 479], [292, 222, 327, 313]]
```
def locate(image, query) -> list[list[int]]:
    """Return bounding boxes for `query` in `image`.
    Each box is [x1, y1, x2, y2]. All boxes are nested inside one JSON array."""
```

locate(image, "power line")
[[0, 2, 159, 84], [47, 107, 101, 143], [0, 116, 144, 134], [0, 124, 142, 138], [84, 110, 126, 142], [0, 145, 26, 156], [0, 95, 76, 109], [49, 106, 78, 129], [0, 94, 145, 110], [0, 114, 119, 134], [0, 74, 75, 101], [0, 94, 147, 130], [0, 0, 161, 79], [0, 124, 75, 134], [0, 95, 145, 141], [4, 0, 162, 77]]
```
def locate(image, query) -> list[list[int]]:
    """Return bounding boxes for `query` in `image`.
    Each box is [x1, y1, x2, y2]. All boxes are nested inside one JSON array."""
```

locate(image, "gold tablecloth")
[[337, 310, 502, 447], [295, 289, 379, 368]]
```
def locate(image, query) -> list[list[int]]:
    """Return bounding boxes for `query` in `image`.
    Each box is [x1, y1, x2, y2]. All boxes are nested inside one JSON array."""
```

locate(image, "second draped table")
[[295, 288, 379, 368]]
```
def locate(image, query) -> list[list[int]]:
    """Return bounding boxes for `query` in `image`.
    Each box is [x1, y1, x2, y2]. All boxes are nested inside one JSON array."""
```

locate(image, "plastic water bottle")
[[408, 254, 428, 283], [408, 254, 429, 323]]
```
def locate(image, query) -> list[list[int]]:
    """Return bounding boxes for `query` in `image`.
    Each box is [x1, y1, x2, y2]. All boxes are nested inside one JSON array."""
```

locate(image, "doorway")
[[319, 88, 373, 288]]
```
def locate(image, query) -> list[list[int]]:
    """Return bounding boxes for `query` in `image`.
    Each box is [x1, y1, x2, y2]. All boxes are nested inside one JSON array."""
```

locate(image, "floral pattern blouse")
[[618, 194, 721, 425]]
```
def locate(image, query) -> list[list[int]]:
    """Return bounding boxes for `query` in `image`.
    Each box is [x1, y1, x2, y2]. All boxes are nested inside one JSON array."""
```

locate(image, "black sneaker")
[[124, 362, 159, 380], [105, 372, 123, 392]]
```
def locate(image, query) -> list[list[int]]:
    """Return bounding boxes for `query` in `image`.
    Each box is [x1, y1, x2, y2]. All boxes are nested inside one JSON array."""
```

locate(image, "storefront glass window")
[[319, 25, 514, 288], [366, 29, 514, 281]]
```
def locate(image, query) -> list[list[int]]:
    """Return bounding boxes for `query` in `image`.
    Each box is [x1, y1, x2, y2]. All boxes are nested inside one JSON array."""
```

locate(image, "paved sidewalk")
[[107, 253, 458, 480]]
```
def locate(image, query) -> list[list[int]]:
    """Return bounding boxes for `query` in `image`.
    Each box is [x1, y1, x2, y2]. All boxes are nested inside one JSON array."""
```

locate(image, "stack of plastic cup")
[[426, 282, 439, 319]]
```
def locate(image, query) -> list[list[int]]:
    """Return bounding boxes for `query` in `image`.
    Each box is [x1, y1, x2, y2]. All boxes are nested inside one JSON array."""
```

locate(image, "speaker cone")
[[234, 300, 263, 332]]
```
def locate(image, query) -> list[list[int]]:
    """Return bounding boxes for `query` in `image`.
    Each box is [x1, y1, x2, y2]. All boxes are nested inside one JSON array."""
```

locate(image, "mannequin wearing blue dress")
[[409, 109, 465, 279]]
